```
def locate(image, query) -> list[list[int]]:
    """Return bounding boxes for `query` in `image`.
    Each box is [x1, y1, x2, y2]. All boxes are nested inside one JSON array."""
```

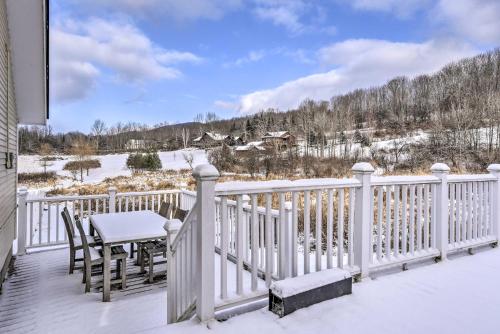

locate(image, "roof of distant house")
[[235, 141, 266, 151], [193, 132, 229, 142], [263, 131, 291, 138]]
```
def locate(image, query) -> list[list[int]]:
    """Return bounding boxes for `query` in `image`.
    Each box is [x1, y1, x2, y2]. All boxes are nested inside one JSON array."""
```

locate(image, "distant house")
[[234, 136, 245, 146], [125, 139, 151, 150], [234, 141, 266, 157], [192, 132, 234, 148], [262, 131, 296, 150]]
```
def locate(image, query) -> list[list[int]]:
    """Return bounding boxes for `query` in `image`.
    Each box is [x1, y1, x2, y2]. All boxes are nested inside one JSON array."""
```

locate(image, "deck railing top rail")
[[215, 178, 360, 195]]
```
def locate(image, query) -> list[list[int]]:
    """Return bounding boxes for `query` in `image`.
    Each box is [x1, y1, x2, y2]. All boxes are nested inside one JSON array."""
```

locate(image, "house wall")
[[0, 0, 18, 283]]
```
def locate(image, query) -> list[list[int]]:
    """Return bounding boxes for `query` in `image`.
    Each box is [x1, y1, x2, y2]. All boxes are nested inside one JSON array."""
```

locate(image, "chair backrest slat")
[[74, 216, 91, 260], [159, 201, 171, 218], [61, 207, 76, 248], [173, 208, 188, 222]]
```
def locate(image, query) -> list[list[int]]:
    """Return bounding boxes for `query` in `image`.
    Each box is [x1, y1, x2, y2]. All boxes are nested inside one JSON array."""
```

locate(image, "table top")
[[90, 210, 167, 244]]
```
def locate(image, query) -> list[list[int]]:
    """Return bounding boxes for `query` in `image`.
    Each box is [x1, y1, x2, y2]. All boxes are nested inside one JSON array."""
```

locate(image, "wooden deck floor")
[[0, 248, 168, 334]]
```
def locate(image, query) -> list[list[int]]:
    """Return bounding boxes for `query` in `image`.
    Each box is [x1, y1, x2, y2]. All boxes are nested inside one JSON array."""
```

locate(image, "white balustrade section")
[[16, 163, 500, 324], [166, 205, 197, 323], [17, 188, 189, 251]]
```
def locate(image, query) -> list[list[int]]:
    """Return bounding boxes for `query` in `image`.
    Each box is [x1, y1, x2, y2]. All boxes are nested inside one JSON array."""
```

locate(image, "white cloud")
[[82, 0, 243, 22], [51, 61, 100, 103], [237, 39, 477, 114], [435, 0, 500, 45], [348, 0, 430, 17], [214, 100, 240, 110], [223, 50, 266, 67], [253, 0, 335, 35], [51, 17, 202, 103]]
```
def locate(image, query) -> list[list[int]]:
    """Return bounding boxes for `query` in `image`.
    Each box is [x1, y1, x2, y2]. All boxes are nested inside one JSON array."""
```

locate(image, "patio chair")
[[140, 207, 188, 283], [135, 201, 171, 264], [74, 216, 128, 293], [61, 207, 101, 274]]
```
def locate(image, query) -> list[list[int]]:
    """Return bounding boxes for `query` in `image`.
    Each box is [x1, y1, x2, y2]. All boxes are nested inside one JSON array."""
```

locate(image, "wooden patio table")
[[90, 210, 167, 302]]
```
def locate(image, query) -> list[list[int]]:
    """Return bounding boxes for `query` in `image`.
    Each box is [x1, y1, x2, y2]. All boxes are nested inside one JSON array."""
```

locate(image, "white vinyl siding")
[[0, 0, 17, 272]]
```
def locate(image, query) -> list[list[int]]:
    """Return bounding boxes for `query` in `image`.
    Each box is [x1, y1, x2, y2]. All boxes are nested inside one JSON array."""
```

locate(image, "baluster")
[[265, 193, 273, 287], [431, 184, 437, 249], [56, 202, 60, 242], [461, 183, 467, 242], [337, 188, 344, 269], [63, 201, 68, 241], [409, 185, 415, 255], [29, 202, 34, 246], [369, 187, 375, 263], [424, 185, 430, 250], [236, 196, 244, 295], [393, 186, 400, 257], [220, 197, 228, 299], [251, 194, 259, 290], [38, 202, 42, 245], [376, 186, 383, 261], [385, 186, 392, 259], [47, 202, 51, 244], [348, 187, 355, 266], [304, 191, 311, 274], [278, 193, 287, 278], [291, 191, 298, 277], [259, 214, 265, 269], [478, 182, 484, 238], [87, 199, 91, 216], [139, 196, 143, 211], [467, 182, 473, 241], [416, 185, 422, 251], [315, 190, 322, 272], [450, 183, 456, 245], [488, 182, 493, 235], [326, 189, 334, 269], [473, 182, 478, 240], [401, 185, 408, 255], [125, 197, 129, 212]]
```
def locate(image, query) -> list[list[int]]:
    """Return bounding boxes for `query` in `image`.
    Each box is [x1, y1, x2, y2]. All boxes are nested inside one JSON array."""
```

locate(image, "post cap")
[[351, 162, 375, 174], [487, 164, 500, 173], [18, 187, 28, 195], [164, 219, 183, 233], [430, 163, 450, 173], [193, 164, 220, 179], [108, 186, 117, 192]]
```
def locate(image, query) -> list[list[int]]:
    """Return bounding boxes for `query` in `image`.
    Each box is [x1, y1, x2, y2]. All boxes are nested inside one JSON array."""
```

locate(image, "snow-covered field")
[[18, 149, 208, 186]]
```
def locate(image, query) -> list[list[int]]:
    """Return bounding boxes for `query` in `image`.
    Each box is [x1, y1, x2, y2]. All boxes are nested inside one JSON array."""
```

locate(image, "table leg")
[[89, 222, 95, 236], [103, 244, 111, 302]]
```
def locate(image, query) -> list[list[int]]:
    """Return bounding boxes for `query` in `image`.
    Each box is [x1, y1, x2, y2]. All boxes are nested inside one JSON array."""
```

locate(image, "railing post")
[[17, 187, 28, 255], [164, 219, 183, 324], [431, 163, 450, 261], [487, 164, 500, 242], [108, 187, 117, 213], [352, 162, 374, 279], [193, 164, 219, 323]]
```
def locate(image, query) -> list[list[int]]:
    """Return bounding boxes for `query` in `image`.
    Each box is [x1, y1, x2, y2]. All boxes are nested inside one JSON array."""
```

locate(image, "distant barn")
[[262, 131, 295, 150], [192, 132, 234, 148]]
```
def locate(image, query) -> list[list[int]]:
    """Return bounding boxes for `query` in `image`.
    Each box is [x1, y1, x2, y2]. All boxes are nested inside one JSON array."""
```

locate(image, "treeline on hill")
[[19, 49, 500, 172]]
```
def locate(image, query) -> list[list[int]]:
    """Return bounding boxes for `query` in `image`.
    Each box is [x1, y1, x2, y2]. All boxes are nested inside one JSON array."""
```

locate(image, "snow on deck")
[[3, 247, 500, 334], [0, 247, 266, 334], [155, 247, 500, 334]]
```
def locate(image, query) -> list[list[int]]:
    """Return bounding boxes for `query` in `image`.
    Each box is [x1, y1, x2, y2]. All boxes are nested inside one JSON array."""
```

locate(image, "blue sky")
[[49, 0, 499, 133]]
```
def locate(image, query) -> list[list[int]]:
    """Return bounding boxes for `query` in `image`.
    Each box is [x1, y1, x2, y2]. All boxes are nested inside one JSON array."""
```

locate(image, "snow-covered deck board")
[[0, 248, 266, 333]]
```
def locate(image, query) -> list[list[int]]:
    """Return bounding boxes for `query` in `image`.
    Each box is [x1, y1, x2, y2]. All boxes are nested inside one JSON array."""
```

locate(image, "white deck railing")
[[15, 163, 500, 324], [180, 162, 500, 324], [16, 188, 195, 253]]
